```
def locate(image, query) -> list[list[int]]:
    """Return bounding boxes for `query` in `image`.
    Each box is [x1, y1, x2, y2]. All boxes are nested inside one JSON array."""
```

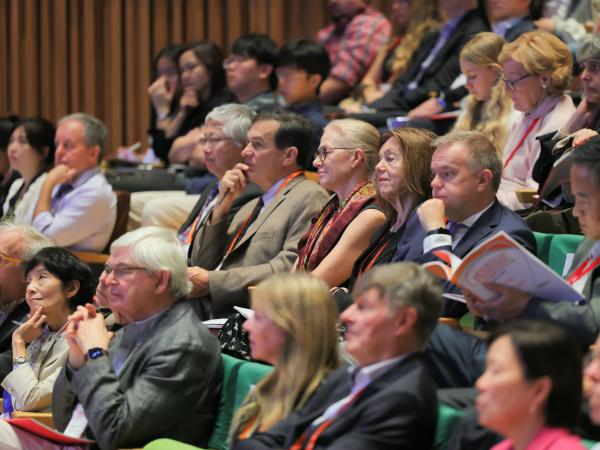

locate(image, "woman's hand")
[[148, 76, 175, 117], [180, 88, 199, 111], [13, 307, 46, 346]]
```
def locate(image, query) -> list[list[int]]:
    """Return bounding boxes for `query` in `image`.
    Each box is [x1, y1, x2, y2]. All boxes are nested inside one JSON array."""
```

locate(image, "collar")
[[349, 354, 406, 389], [590, 241, 600, 260], [71, 166, 101, 188], [525, 95, 563, 119], [453, 201, 495, 228], [261, 174, 290, 207], [127, 304, 170, 332], [492, 16, 527, 37]]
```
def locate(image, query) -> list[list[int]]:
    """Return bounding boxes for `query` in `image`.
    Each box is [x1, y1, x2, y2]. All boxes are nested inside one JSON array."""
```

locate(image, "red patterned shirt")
[[317, 7, 391, 87]]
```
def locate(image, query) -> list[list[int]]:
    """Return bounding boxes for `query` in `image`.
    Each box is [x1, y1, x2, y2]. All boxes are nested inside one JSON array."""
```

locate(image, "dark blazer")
[[524, 239, 600, 349], [181, 180, 262, 260], [0, 300, 29, 380], [370, 9, 489, 112], [232, 353, 438, 450], [52, 301, 223, 450], [392, 199, 536, 316], [503, 16, 536, 42]]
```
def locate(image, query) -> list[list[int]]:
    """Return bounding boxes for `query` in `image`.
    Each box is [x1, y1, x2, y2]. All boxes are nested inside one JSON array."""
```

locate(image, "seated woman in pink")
[[496, 31, 575, 210], [477, 320, 586, 450]]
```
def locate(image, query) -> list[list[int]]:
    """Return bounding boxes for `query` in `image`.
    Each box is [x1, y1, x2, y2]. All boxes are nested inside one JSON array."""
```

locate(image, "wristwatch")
[[13, 356, 27, 365], [86, 347, 109, 361], [426, 227, 451, 236]]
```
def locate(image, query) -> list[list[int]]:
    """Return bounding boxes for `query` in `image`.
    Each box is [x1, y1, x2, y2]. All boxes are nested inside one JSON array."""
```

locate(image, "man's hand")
[[464, 284, 530, 321], [211, 163, 249, 223], [13, 307, 46, 346], [416, 199, 446, 232], [188, 267, 210, 298], [64, 304, 113, 369], [407, 98, 443, 120], [573, 128, 599, 147], [45, 164, 77, 188]]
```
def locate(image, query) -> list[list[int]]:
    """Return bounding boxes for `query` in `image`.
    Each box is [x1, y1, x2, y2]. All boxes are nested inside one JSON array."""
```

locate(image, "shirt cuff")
[[32, 211, 54, 232], [423, 233, 452, 253]]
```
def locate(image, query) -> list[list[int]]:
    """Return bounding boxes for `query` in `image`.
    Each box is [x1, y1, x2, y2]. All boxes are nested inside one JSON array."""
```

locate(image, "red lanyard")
[[223, 171, 303, 258], [357, 239, 390, 277], [289, 387, 366, 450], [503, 117, 540, 170], [566, 255, 600, 285]]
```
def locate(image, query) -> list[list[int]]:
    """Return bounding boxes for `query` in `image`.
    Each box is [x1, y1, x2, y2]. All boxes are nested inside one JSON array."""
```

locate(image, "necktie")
[[446, 220, 466, 237], [53, 183, 74, 201]]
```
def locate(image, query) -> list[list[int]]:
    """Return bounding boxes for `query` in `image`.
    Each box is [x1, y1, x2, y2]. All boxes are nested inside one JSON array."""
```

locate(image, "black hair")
[[181, 40, 226, 99], [0, 115, 20, 152], [153, 44, 184, 79], [488, 320, 582, 429], [277, 39, 331, 92], [571, 136, 600, 189], [25, 247, 94, 311], [253, 110, 317, 170], [232, 33, 278, 89], [15, 117, 56, 169]]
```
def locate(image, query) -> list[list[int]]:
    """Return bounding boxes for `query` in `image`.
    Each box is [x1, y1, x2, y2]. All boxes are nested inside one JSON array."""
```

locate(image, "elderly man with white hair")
[[0, 227, 222, 450]]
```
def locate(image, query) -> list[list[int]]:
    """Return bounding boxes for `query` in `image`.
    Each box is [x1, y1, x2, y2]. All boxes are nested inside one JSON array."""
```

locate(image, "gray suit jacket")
[[524, 238, 600, 348], [191, 174, 328, 317], [52, 301, 223, 450]]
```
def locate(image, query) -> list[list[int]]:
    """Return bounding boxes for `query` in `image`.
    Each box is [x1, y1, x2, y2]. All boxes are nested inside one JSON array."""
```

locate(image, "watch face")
[[88, 348, 106, 360], [14, 356, 27, 364]]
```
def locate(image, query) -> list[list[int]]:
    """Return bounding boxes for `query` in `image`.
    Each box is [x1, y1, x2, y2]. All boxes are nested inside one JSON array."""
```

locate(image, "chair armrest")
[[12, 411, 54, 428]]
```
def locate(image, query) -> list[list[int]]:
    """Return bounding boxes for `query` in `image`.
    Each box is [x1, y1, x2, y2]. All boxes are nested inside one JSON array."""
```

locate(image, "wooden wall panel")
[[0, 0, 396, 156]]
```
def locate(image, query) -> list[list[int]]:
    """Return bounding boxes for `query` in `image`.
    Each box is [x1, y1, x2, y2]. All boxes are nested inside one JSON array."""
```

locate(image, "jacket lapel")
[[452, 200, 501, 258]]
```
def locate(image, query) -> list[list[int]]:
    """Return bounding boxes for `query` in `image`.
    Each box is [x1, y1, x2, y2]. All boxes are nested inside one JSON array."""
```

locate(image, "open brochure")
[[423, 231, 583, 303], [5, 418, 95, 445]]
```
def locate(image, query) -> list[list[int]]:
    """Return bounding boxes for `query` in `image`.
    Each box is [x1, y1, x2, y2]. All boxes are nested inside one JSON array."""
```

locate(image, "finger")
[[85, 303, 97, 317]]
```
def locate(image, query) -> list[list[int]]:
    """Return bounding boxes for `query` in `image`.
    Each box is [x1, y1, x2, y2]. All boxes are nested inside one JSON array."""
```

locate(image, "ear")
[[90, 145, 101, 162], [530, 375, 552, 414], [154, 270, 171, 295], [392, 305, 418, 337], [477, 169, 494, 191], [282, 146, 299, 167], [258, 63, 274, 81], [308, 73, 322, 90], [41, 146, 50, 161], [64, 280, 81, 300], [351, 148, 364, 168]]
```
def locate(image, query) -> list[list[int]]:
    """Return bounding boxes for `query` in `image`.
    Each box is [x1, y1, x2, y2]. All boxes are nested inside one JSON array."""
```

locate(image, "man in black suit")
[[0, 223, 52, 379], [392, 131, 536, 316], [232, 262, 442, 450], [488, 0, 536, 41]]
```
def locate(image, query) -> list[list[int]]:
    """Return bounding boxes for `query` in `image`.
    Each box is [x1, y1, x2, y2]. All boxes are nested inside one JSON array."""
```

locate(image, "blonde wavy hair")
[[453, 32, 513, 153], [499, 30, 573, 96], [388, 1, 444, 83], [230, 273, 340, 440]]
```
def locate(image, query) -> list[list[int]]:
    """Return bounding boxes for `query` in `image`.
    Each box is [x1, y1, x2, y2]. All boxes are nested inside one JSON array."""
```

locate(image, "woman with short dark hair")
[[1, 247, 92, 413]]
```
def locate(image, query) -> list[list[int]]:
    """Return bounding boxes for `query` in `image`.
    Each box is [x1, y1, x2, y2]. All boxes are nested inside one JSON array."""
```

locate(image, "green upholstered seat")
[[434, 404, 465, 450], [547, 233, 585, 276]]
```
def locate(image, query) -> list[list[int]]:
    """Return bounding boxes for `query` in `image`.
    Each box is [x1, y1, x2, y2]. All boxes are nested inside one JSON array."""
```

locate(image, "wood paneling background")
[[0, 0, 395, 155]]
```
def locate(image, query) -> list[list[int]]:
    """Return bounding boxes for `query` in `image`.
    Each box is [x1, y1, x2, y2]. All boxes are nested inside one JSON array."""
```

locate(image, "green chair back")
[[547, 233, 585, 276], [434, 404, 465, 450], [533, 231, 553, 266]]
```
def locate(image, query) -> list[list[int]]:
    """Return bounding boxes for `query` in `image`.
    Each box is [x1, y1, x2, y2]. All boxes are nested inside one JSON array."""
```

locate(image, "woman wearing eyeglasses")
[[293, 119, 386, 288], [496, 31, 575, 210], [1, 247, 92, 413]]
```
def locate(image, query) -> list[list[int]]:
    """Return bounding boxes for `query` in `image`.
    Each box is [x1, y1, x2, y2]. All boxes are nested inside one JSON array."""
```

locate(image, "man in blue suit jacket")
[[392, 130, 536, 317]]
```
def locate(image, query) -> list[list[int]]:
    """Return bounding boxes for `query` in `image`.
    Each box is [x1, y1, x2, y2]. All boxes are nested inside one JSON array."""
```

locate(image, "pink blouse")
[[491, 426, 587, 450]]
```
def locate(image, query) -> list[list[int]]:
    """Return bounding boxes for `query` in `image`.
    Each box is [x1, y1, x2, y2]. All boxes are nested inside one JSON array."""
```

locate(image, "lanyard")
[[503, 117, 540, 170], [357, 238, 390, 277], [566, 255, 600, 285], [289, 386, 366, 450], [223, 171, 303, 258]]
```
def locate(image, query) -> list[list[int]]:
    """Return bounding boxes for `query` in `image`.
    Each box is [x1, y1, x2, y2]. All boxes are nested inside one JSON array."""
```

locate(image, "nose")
[[339, 302, 356, 325], [242, 317, 254, 333], [475, 372, 487, 392], [431, 174, 443, 190], [582, 67, 592, 82], [241, 143, 252, 159], [572, 200, 582, 219], [313, 154, 321, 168], [375, 159, 385, 172]]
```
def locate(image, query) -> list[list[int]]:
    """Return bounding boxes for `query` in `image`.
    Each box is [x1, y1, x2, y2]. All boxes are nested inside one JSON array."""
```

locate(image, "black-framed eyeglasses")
[[199, 136, 229, 146], [103, 264, 148, 278], [316, 147, 355, 163], [0, 252, 22, 268], [502, 73, 531, 91]]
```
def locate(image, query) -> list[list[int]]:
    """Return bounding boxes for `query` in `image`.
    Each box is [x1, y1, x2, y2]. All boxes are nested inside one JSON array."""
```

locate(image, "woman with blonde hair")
[[342, 0, 443, 110], [294, 119, 386, 287], [496, 30, 575, 210], [231, 272, 340, 442], [453, 32, 513, 153]]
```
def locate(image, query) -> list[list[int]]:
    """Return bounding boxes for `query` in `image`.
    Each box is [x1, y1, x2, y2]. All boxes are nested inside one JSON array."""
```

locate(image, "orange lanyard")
[[289, 387, 366, 450], [357, 239, 390, 277], [566, 255, 600, 285], [503, 117, 540, 170], [223, 171, 303, 258]]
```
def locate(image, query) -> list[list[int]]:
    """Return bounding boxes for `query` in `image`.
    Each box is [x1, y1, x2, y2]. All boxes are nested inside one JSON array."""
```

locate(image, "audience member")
[[496, 30, 575, 210], [188, 110, 328, 318], [534, 35, 600, 201], [2, 118, 55, 224], [366, 0, 488, 122], [477, 321, 585, 450], [294, 119, 385, 287], [0, 116, 19, 207], [231, 273, 340, 442], [0, 224, 52, 381], [585, 334, 600, 433], [225, 34, 279, 112], [453, 32, 514, 152], [2, 247, 93, 413], [146, 44, 184, 164], [487, 0, 536, 41], [0, 227, 223, 449], [31, 113, 116, 252], [332, 127, 437, 309], [276, 39, 331, 134], [166, 41, 233, 164], [316, 0, 391, 104], [341, 0, 443, 110], [536, 0, 588, 45], [231, 262, 442, 450]]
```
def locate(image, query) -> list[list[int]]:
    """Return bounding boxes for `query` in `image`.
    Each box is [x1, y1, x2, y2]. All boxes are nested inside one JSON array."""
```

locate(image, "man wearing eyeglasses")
[[0, 223, 52, 380], [0, 227, 223, 449], [188, 110, 328, 319]]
